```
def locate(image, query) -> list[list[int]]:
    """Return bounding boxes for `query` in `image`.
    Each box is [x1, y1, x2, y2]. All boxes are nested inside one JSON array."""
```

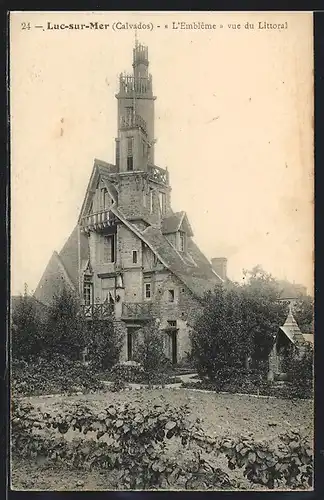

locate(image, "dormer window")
[[179, 231, 186, 252]]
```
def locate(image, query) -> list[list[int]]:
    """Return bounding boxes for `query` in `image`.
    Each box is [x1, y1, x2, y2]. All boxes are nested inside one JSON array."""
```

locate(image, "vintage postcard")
[[10, 11, 314, 491]]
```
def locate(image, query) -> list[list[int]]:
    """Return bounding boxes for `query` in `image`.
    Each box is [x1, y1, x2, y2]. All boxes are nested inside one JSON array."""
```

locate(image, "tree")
[[191, 284, 250, 389], [292, 295, 314, 333], [134, 320, 170, 384], [88, 314, 123, 371], [242, 267, 288, 371], [11, 285, 44, 359], [191, 272, 288, 389], [43, 287, 87, 361]]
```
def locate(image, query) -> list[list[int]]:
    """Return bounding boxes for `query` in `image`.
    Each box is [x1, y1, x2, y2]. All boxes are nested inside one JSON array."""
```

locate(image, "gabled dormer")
[[161, 211, 194, 253], [78, 160, 118, 235]]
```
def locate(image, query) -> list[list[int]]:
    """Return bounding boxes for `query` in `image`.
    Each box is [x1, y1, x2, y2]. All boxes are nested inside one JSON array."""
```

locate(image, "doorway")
[[171, 330, 178, 365], [127, 327, 139, 361]]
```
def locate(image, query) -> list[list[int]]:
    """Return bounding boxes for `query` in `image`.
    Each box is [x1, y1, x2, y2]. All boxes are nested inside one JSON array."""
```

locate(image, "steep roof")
[[140, 225, 222, 298], [59, 226, 89, 289], [279, 306, 306, 345], [33, 251, 76, 305]]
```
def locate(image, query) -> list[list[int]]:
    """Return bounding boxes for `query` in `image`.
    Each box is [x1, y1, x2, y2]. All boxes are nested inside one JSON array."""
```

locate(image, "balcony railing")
[[82, 301, 114, 319], [80, 209, 117, 233], [120, 113, 148, 135], [119, 74, 152, 95], [147, 164, 169, 185], [122, 302, 153, 320]]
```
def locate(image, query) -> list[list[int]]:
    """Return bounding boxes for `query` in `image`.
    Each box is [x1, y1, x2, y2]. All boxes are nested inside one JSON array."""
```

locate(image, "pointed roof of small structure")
[[279, 304, 306, 345]]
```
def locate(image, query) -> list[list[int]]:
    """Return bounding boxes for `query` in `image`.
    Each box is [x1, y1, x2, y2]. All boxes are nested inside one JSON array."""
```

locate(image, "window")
[[127, 137, 133, 156], [168, 289, 175, 302], [149, 189, 153, 213], [179, 231, 185, 252], [103, 234, 115, 263], [127, 157, 134, 171], [83, 281, 93, 305], [132, 250, 138, 264], [101, 188, 109, 210], [159, 192, 166, 215], [145, 283, 151, 299], [127, 137, 134, 171], [168, 320, 177, 328]]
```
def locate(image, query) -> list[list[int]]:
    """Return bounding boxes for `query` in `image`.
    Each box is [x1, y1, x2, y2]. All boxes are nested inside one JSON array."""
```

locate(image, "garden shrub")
[[283, 344, 313, 399], [11, 397, 313, 490], [11, 354, 104, 396]]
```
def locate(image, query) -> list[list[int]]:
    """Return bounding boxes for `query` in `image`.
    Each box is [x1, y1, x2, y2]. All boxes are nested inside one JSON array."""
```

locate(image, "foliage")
[[191, 267, 289, 390], [11, 355, 104, 396], [43, 288, 88, 361], [11, 288, 45, 359], [106, 361, 181, 388], [12, 397, 313, 490], [292, 295, 314, 334], [133, 321, 171, 385], [282, 343, 313, 399], [87, 315, 122, 371]]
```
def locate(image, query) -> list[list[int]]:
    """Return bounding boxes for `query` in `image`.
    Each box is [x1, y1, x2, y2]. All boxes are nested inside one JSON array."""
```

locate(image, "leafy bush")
[[106, 361, 181, 388], [11, 355, 104, 396], [42, 288, 88, 361], [282, 344, 313, 399], [87, 316, 123, 371], [191, 282, 287, 391], [12, 397, 313, 490], [109, 361, 144, 383], [11, 291, 45, 359]]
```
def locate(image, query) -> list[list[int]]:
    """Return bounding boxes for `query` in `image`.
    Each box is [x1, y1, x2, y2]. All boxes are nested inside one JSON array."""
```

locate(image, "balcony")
[[80, 209, 117, 233], [122, 302, 154, 321], [120, 113, 147, 135], [82, 301, 114, 320], [118, 74, 152, 96], [147, 164, 169, 186]]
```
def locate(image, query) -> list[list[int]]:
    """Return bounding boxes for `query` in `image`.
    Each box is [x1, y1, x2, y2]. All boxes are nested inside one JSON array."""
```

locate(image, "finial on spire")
[[135, 28, 138, 48]]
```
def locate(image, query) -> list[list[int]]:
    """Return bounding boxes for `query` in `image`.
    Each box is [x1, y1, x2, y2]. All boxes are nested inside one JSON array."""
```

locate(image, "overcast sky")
[[10, 11, 313, 295]]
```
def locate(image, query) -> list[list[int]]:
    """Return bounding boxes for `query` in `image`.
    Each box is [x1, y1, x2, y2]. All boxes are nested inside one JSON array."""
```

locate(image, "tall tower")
[[115, 41, 156, 172]]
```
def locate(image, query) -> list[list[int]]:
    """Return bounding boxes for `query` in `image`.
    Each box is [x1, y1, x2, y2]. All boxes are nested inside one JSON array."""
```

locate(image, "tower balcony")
[[120, 113, 148, 135], [147, 164, 169, 186], [121, 302, 154, 321], [80, 209, 117, 234], [118, 74, 152, 96]]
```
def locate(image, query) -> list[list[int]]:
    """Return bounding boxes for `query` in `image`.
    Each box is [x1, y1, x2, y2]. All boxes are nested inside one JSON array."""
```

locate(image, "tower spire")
[[132, 31, 137, 119]]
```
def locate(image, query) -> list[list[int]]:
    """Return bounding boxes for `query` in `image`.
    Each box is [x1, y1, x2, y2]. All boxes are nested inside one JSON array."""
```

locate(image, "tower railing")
[[119, 74, 152, 95], [120, 113, 148, 135], [147, 164, 169, 185]]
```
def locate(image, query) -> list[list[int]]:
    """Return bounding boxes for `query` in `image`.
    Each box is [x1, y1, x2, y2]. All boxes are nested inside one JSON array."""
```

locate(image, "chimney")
[[211, 257, 227, 281]]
